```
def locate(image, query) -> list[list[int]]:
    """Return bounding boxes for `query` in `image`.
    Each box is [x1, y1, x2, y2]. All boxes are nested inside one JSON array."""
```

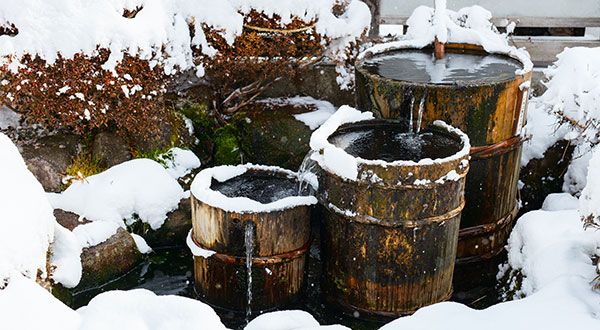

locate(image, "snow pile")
[[48, 158, 185, 232], [161, 147, 201, 179], [0, 106, 20, 129], [382, 197, 600, 330], [0, 133, 55, 285], [77, 289, 227, 330], [358, 3, 533, 75], [0, 0, 370, 75], [258, 96, 337, 130], [540, 47, 600, 142], [244, 310, 350, 330], [0, 132, 81, 288], [0, 272, 81, 330], [190, 164, 317, 213], [309, 106, 470, 181]]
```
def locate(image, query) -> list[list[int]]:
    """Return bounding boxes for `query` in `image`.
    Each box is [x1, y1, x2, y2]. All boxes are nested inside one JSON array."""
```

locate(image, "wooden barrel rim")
[[357, 163, 470, 190], [469, 135, 526, 160], [458, 204, 518, 239], [327, 287, 454, 318], [190, 233, 311, 266], [325, 198, 465, 227]]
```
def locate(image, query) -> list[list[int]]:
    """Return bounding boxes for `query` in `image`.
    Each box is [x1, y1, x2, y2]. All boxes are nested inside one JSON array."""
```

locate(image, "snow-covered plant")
[[0, 0, 370, 136]]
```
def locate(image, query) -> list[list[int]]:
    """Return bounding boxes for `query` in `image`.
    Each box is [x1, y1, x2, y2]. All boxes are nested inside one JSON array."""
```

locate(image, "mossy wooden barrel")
[[355, 43, 532, 264], [310, 108, 470, 317], [188, 164, 317, 312]]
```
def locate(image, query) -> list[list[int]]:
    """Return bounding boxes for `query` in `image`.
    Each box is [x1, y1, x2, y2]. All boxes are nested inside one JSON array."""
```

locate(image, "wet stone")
[[362, 49, 522, 84], [211, 172, 299, 204], [329, 122, 461, 162]]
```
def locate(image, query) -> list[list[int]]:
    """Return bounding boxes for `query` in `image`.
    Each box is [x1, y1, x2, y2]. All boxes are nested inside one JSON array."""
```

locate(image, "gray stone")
[[52, 209, 143, 290], [144, 198, 192, 248], [20, 134, 81, 192], [92, 131, 132, 168]]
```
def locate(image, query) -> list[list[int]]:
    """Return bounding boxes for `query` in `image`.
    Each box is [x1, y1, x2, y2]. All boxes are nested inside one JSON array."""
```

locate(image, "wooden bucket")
[[311, 115, 470, 317], [355, 43, 532, 264], [189, 164, 317, 312]]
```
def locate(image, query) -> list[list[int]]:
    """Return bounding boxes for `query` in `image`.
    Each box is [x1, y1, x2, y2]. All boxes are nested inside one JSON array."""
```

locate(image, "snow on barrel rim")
[[356, 4, 533, 76], [190, 164, 317, 214], [309, 106, 470, 181]]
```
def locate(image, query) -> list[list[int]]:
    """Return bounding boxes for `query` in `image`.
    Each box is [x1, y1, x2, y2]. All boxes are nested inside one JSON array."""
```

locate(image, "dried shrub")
[[0, 49, 169, 140], [197, 9, 325, 123]]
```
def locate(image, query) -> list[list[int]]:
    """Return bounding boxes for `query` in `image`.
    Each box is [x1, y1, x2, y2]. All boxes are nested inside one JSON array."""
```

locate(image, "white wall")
[[380, 0, 600, 18]]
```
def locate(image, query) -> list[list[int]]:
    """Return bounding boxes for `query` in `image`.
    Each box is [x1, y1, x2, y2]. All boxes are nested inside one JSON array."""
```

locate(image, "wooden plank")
[[509, 36, 600, 67], [380, 16, 600, 28]]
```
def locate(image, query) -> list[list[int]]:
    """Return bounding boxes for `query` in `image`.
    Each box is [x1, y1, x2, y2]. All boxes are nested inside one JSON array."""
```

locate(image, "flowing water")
[[244, 222, 254, 323], [298, 150, 319, 196], [362, 49, 522, 84]]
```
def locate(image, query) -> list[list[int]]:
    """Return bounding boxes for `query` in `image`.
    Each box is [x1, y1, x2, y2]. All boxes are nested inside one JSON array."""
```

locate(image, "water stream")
[[245, 221, 254, 323], [416, 91, 426, 134], [298, 150, 318, 196]]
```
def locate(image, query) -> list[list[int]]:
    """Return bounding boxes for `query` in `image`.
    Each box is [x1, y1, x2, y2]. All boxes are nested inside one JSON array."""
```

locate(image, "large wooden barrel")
[[310, 108, 470, 317], [188, 164, 317, 312], [355, 43, 532, 264]]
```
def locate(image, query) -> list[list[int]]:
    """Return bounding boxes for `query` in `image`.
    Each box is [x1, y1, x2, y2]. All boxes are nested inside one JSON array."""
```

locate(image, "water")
[[328, 121, 462, 162], [244, 222, 254, 322], [416, 92, 426, 134], [298, 150, 319, 196], [362, 49, 523, 84], [211, 172, 298, 204]]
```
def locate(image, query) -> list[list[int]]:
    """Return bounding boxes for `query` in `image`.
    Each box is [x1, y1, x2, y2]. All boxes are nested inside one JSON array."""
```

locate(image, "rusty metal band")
[[243, 24, 315, 34], [190, 234, 311, 266], [469, 135, 525, 160], [327, 287, 453, 319], [458, 204, 518, 239], [326, 198, 465, 227]]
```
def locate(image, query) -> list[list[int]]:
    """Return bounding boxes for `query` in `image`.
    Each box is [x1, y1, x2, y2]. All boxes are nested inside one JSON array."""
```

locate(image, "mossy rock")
[[233, 101, 318, 170], [213, 124, 242, 165], [177, 100, 215, 164]]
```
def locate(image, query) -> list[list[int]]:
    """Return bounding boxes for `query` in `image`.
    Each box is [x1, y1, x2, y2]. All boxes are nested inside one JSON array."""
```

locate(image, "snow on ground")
[[244, 310, 350, 330], [161, 147, 201, 179]]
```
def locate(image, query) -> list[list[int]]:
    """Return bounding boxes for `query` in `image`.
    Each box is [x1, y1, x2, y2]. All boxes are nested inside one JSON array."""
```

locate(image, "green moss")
[[177, 101, 216, 164], [213, 124, 242, 165]]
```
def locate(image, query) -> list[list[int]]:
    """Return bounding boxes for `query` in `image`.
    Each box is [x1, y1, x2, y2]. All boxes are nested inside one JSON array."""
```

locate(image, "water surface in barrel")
[[362, 49, 522, 84], [329, 122, 461, 162], [211, 172, 299, 204]]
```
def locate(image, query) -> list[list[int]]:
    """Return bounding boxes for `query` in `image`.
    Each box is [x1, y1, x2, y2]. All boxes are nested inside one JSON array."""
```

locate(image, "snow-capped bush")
[[0, 0, 370, 136]]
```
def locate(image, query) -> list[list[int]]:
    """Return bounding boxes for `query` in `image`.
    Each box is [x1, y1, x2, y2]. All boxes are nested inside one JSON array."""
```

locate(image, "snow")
[[131, 233, 152, 254], [48, 158, 185, 231], [0, 106, 20, 129], [245, 310, 350, 330], [0, 272, 81, 330], [190, 164, 317, 214], [358, 4, 533, 76], [520, 98, 571, 167], [161, 147, 201, 179], [309, 106, 470, 181], [186, 229, 216, 258], [77, 289, 228, 330], [50, 224, 83, 288], [0, 1, 369, 76], [541, 192, 578, 211], [579, 148, 600, 227], [540, 47, 600, 142], [0, 132, 55, 286], [259, 96, 337, 130]]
